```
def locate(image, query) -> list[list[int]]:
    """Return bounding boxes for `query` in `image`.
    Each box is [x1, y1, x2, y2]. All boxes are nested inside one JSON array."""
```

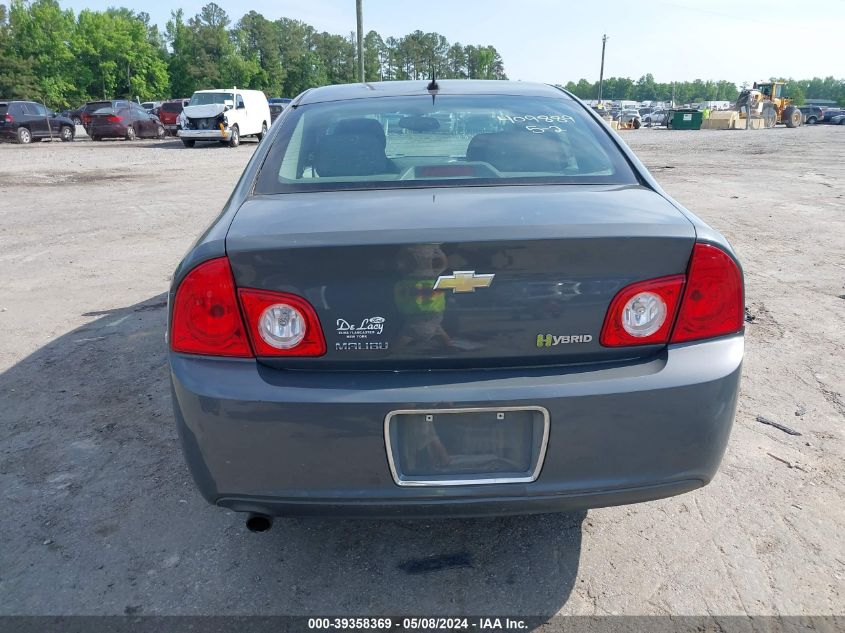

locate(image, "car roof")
[[295, 80, 569, 105], [193, 89, 263, 94]]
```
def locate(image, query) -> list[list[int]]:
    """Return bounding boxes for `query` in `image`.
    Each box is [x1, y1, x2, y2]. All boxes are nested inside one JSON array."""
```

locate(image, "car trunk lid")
[[226, 185, 696, 369]]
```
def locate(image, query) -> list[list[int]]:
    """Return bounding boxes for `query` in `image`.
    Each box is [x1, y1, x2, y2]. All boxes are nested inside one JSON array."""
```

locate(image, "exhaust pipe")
[[245, 513, 273, 533]]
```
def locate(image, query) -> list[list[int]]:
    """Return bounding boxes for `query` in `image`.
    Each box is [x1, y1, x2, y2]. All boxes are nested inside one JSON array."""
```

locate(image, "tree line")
[[0, 0, 507, 108], [3, 0, 842, 110], [561, 73, 845, 106]]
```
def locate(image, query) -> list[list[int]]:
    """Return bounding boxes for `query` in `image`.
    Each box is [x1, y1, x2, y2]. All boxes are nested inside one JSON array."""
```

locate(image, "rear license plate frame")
[[384, 406, 550, 487]]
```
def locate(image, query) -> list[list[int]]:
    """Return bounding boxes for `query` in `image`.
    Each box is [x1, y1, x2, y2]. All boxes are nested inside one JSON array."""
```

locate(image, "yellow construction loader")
[[735, 81, 803, 128]]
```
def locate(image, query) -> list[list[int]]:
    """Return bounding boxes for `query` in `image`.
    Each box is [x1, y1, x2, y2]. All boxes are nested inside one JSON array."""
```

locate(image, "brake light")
[[238, 289, 326, 357], [170, 257, 252, 357], [3, 114, 12, 123], [670, 243, 743, 343], [106, 114, 122, 123], [600, 243, 743, 347], [600, 275, 685, 346]]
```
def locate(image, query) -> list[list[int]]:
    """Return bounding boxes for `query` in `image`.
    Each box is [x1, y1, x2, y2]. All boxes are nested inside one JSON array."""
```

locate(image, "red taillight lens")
[[106, 114, 122, 123], [3, 114, 12, 123], [600, 243, 743, 348], [238, 289, 326, 357], [170, 257, 252, 357], [670, 243, 743, 343], [600, 275, 685, 346]]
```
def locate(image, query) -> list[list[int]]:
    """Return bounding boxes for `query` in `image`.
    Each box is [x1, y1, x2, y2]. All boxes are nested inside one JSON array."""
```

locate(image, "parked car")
[[0, 100, 75, 144], [167, 80, 744, 527], [141, 101, 162, 115], [59, 104, 86, 126], [644, 109, 669, 126], [79, 100, 129, 129], [798, 105, 823, 125], [822, 108, 845, 122], [268, 97, 292, 122], [830, 113, 845, 125], [88, 102, 165, 141], [178, 88, 271, 148], [619, 108, 642, 128], [158, 99, 189, 133]]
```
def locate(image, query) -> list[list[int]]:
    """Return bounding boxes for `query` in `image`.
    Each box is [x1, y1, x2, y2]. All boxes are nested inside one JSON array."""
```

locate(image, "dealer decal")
[[337, 316, 385, 337], [336, 316, 388, 351]]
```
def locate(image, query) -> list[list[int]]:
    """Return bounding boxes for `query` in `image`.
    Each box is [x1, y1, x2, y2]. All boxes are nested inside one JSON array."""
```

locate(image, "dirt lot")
[[1, 127, 843, 623]]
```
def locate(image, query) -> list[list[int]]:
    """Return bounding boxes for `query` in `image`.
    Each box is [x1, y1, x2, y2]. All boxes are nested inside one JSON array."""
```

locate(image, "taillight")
[[600, 243, 743, 347], [670, 243, 743, 343], [238, 289, 326, 357], [106, 114, 122, 123], [600, 275, 685, 346], [3, 114, 12, 123], [170, 257, 252, 357]]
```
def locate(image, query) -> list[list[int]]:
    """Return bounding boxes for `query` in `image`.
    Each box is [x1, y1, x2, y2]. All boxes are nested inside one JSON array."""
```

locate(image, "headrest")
[[466, 130, 570, 173], [314, 118, 391, 177], [332, 118, 387, 149]]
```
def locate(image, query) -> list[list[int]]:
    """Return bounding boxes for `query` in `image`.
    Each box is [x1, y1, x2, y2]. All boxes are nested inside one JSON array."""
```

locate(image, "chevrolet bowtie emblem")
[[433, 271, 495, 293]]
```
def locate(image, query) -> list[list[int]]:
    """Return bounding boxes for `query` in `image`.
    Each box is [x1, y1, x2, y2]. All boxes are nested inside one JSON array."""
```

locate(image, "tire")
[[784, 105, 802, 128], [60, 126, 74, 142], [762, 103, 776, 128], [256, 121, 268, 141], [228, 124, 240, 148], [181, 139, 195, 148], [91, 135, 101, 142], [156, 124, 165, 139], [17, 127, 32, 144], [125, 125, 136, 141], [806, 116, 817, 125], [632, 118, 641, 129]]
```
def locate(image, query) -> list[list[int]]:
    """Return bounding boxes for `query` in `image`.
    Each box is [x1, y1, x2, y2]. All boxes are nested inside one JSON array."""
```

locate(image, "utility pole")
[[598, 34, 607, 104], [356, 0, 365, 83]]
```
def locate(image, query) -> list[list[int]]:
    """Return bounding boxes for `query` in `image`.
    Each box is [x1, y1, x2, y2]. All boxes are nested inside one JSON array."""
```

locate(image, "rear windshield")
[[254, 95, 636, 194], [161, 102, 183, 113], [85, 101, 113, 111]]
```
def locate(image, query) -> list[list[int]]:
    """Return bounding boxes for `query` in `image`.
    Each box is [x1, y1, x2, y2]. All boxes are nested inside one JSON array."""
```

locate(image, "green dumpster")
[[669, 109, 703, 130]]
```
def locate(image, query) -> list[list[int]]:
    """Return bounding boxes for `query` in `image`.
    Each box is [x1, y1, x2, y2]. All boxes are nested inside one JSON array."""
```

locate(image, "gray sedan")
[[168, 80, 744, 529]]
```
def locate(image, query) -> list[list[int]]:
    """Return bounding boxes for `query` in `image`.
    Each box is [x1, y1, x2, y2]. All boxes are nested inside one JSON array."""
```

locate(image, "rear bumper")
[[170, 335, 743, 518], [178, 128, 229, 140], [89, 123, 126, 137]]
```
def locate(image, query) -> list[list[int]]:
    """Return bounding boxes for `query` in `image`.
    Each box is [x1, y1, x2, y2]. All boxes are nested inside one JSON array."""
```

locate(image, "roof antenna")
[[427, 61, 438, 104]]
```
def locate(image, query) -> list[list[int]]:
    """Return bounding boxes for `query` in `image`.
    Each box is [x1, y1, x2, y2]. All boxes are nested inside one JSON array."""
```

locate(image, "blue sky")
[[61, 0, 844, 85]]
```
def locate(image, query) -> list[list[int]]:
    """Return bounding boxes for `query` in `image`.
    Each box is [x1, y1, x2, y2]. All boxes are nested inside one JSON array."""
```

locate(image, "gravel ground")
[[0, 126, 843, 622]]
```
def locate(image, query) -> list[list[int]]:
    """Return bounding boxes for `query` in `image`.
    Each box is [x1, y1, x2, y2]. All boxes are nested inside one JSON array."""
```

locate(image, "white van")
[[178, 88, 271, 148]]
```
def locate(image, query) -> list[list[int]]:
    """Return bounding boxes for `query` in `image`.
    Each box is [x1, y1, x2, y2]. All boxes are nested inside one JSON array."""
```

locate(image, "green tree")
[[363, 30, 384, 81], [8, 0, 77, 106], [0, 3, 39, 99], [166, 3, 259, 96], [234, 11, 284, 95], [71, 8, 168, 101]]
